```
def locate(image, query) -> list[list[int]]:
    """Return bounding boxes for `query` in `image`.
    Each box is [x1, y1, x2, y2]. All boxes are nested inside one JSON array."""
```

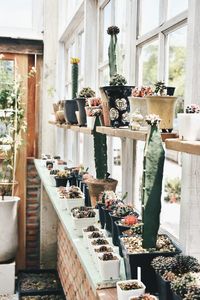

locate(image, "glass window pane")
[[167, 26, 187, 113], [99, 66, 109, 87], [139, 0, 159, 36], [78, 31, 85, 77], [0, 59, 14, 89], [115, 0, 127, 75], [0, 0, 32, 29], [102, 1, 112, 62], [139, 40, 158, 86], [167, 0, 188, 19]]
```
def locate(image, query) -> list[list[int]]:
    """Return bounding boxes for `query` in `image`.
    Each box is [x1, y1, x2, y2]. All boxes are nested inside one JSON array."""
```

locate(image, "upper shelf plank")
[[165, 138, 200, 155], [48, 121, 92, 134], [96, 126, 147, 141]]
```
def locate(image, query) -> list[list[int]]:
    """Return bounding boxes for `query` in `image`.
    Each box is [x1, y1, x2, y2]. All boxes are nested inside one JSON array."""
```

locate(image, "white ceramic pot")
[[97, 253, 121, 281], [71, 215, 96, 237], [178, 113, 200, 141], [86, 116, 96, 129], [128, 97, 147, 127], [60, 196, 85, 212], [0, 196, 20, 262], [82, 227, 100, 246], [117, 279, 146, 300]]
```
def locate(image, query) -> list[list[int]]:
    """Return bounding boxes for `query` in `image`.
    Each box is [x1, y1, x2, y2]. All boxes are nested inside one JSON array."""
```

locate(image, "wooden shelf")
[[165, 138, 200, 155], [70, 125, 92, 134], [96, 126, 147, 141]]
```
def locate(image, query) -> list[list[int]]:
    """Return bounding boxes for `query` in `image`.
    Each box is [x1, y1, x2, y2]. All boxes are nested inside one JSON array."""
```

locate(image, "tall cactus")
[[93, 116, 107, 179], [107, 26, 120, 79], [70, 57, 80, 99], [142, 115, 165, 249]]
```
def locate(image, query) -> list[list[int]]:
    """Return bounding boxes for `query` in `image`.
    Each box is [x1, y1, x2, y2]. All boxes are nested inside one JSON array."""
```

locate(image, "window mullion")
[[158, 32, 165, 81]]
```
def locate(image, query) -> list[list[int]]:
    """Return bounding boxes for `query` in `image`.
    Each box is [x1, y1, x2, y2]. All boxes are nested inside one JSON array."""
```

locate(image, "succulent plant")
[[185, 104, 200, 113], [154, 81, 166, 96], [100, 252, 117, 260], [70, 57, 80, 99], [132, 86, 153, 97], [94, 246, 113, 253], [183, 285, 200, 300], [88, 231, 104, 239], [78, 87, 95, 98], [83, 225, 99, 232], [71, 206, 96, 218], [91, 238, 109, 246], [109, 73, 127, 86], [118, 281, 143, 290], [174, 255, 200, 276], [130, 294, 156, 300], [151, 256, 177, 275], [107, 26, 120, 78], [170, 272, 200, 298], [112, 205, 138, 217]]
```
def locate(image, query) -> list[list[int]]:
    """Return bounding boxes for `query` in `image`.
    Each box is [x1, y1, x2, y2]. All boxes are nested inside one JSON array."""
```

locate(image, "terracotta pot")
[[86, 178, 118, 207], [100, 86, 134, 127], [146, 96, 177, 132]]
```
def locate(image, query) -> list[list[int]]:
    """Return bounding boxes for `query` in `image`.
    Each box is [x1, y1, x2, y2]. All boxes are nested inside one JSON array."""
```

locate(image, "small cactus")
[[107, 26, 120, 78], [79, 87, 95, 98], [109, 73, 127, 86], [174, 254, 200, 276], [70, 57, 80, 99]]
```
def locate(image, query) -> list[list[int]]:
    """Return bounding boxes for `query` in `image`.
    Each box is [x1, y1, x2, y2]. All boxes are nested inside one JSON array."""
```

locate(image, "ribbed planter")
[[146, 96, 177, 132], [64, 100, 78, 124], [100, 86, 133, 127], [0, 196, 20, 262], [76, 98, 87, 126]]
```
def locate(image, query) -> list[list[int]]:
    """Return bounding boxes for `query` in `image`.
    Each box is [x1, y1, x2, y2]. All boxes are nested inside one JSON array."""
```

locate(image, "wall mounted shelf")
[[165, 138, 200, 155]]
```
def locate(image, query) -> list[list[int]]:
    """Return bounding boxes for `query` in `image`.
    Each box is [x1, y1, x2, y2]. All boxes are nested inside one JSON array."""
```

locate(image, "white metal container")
[[60, 197, 85, 212], [117, 279, 146, 300], [97, 253, 121, 281]]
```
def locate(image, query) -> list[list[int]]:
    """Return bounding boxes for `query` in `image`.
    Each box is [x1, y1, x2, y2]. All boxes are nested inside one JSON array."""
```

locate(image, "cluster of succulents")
[[131, 86, 153, 97], [98, 190, 118, 204], [151, 256, 177, 275], [170, 272, 200, 299], [99, 253, 117, 261], [50, 169, 59, 175], [83, 225, 99, 232], [185, 104, 200, 113], [109, 74, 127, 86], [118, 281, 143, 290], [79, 87, 95, 98], [91, 238, 109, 246], [85, 106, 102, 117], [58, 185, 83, 199], [71, 206, 96, 218], [94, 246, 113, 253], [88, 231, 104, 239], [145, 114, 161, 126], [111, 205, 138, 217], [19, 272, 59, 291], [55, 170, 70, 178]]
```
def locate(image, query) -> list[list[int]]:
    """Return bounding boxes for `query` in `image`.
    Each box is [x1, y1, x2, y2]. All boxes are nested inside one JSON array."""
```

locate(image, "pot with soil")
[[117, 279, 146, 300]]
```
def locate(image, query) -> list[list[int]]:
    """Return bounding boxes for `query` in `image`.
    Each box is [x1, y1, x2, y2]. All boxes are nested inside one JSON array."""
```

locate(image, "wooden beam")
[[96, 126, 147, 141], [165, 138, 200, 155], [0, 37, 43, 55]]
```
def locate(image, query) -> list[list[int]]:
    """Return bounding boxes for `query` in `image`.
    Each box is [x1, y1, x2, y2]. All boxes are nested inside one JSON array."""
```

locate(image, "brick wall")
[[57, 222, 96, 300], [26, 159, 41, 268]]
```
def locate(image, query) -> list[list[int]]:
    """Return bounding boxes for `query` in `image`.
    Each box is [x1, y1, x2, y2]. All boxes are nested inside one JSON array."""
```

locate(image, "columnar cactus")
[[93, 116, 108, 179], [142, 115, 165, 249], [70, 57, 80, 99], [107, 26, 120, 79]]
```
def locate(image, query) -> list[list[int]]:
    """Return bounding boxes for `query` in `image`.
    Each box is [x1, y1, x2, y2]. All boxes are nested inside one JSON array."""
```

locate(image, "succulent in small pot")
[[54, 170, 70, 187], [71, 206, 96, 236], [91, 238, 109, 246], [58, 185, 85, 211], [76, 87, 96, 126], [83, 225, 99, 232], [71, 206, 96, 218], [170, 272, 200, 299], [117, 279, 146, 300], [88, 231, 104, 239], [97, 252, 121, 280], [94, 245, 113, 253], [129, 294, 157, 300]]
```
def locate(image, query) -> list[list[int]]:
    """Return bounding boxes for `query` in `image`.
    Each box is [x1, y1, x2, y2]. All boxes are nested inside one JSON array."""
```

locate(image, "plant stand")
[[0, 261, 15, 295]]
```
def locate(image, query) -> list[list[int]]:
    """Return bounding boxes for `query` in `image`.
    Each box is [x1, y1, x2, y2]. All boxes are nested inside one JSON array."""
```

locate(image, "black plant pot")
[[101, 85, 133, 127], [76, 98, 87, 126], [166, 86, 176, 96], [97, 203, 105, 229], [64, 100, 78, 124], [172, 292, 182, 300], [110, 213, 122, 246], [102, 207, 112, 234], [82, 182, 91, 207], [156, 273, 174, 300], [54, 177, 68, 187], [120, 237, 181, 294]]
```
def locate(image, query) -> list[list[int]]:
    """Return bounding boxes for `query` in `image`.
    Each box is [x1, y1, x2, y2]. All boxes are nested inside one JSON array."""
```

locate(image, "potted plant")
[[97, 252, 121, 281], [145, 81, 177, 132], [85, 116, 118, 207], [54, 170, 70, 187], [117, 279, 146, 300], [120, 115, 181, 293], [128, 86, 153, 128], [63, 57, 79, 125], [129, 294, 157, 300], [76, 87, 95, 126], [178, 104, 200, 141], [85, 97, 102, 129], [71, 206, 96, 236], [57, 185, 84, 211], [0, 57, 35, 263], [100, 26, 134, 127], [97, 190, 118, 229]]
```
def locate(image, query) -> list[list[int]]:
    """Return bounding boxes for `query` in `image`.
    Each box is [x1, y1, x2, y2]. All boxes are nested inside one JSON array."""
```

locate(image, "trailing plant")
[[70, 57, 80, 99], [141, 114, 165, 249]]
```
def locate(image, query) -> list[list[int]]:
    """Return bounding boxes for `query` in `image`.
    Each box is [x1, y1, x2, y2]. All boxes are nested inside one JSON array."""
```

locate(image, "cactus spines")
[[70, 57, 80, 99], [93, 116, 108, 179], [142, 115, 165, 249], [107, 26, 120, 79]]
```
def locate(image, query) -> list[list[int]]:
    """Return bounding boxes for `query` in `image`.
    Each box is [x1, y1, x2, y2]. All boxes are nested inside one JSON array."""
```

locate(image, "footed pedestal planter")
[[178, 113, 200, 141], [100, 86, 133, 127], [0, 196, 20, 262], [128, 96, 147, 127]]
